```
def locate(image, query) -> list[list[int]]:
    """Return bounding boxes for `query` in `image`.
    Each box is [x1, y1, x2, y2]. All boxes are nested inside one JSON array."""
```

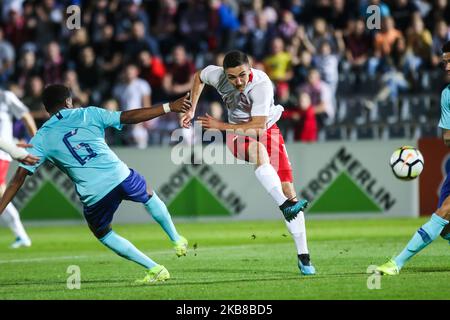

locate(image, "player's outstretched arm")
[[0, 167, 28, 215], [0, 138, 39, 165], [198, 115, 267, 138], [180, 71, 205, 128], [120, 93, 191, 125]]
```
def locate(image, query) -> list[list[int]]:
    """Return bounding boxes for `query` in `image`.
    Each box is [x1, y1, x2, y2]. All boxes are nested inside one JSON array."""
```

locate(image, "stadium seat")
[[355, 125, 378, 140], [324, 126, 346, 140], [374, 99, 399, 124], [400, 95, 428, 123], [385, 123, 409, 139], [341, 99, 367, 125], [419, 123, 439, 138]]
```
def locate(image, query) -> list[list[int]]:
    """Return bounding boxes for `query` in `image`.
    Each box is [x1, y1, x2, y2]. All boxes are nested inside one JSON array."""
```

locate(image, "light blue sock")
[[144, 192, 181, 242], [394, 214, 449, 269], [100, 230, 157, 269]]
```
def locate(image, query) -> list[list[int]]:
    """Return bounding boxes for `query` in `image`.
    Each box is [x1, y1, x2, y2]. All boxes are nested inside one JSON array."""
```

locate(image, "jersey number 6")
[[63, 129, 98, 165]]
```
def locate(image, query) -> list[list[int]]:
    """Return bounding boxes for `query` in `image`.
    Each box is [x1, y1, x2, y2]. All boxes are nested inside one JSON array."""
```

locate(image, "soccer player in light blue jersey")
[[376, 41, 450, 275], [0, 84, 192, 284]]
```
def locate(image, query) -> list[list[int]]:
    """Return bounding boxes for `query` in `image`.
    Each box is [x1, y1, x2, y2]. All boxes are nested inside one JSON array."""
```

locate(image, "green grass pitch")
[[0, 218, 449, 300]]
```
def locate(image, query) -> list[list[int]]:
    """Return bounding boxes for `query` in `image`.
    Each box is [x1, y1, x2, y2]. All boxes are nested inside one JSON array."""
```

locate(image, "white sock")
[[2, 203, 30, 241], [285, 211, 309, 255], [255, 163, 288, 206]]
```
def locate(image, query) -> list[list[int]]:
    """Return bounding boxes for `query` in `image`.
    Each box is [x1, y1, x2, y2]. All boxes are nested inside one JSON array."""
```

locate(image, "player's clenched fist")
[[169, 92, 191, 113]]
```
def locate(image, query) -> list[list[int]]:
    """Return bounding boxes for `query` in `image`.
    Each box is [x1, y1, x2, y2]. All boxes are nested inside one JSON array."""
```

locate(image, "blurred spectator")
[[42, 41, 65, 84], [125, 20, 160, 61], [13, 48, 41, 94], [163, 45, 195, 99], [390, 0, 420, 33], [94, 24, 123, 87], [102, 98, 125, 146], [63, 70, 89, 106], [291, 50, 313, 88], [405, 13, 432, 73], [264, 37, 293, 83], [33, 2, 61, 47], [281, 91, 318, 142], [76, 46, 103, 104], [22, 75, 49, 128], [275, 82, 295, 108], [278, 10, 298, 42], [299, 68, 335, 127], [178, 0, 209, 56], [313, 40, 340, 96], [152, 0, 178, 56], [162, 45, 195, 138], [217, 0, 241, 52], [3, 3, 28, 50], [113, 64, 152, 147], [369, 16, 404, 75], [138, 50, 166, 103], [364, 37, 410, 109], [343, 18, 372, 72], [309, 17, 338, 53], [115, 1, 150, 42], [431, 19, 450, 67], [244, 11, 276, 61], [0, 28, 16, 87], [68, 27, 90, 67], [425, 0, 450, 31], [330, 0, 353, 31]]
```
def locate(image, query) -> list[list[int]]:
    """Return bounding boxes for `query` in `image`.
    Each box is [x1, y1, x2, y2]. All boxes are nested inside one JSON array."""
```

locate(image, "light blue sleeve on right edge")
[[439, 87, 450, 129], [88, 107, 123, 130]]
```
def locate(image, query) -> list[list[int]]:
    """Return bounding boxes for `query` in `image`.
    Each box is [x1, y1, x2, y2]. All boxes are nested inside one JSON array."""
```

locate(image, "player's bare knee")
[[436, 206, 450, 220]]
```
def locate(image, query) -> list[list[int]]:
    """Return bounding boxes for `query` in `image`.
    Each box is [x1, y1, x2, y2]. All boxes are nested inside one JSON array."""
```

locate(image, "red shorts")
[[0, 160, 10, 185], [226, 124, 293, 182]]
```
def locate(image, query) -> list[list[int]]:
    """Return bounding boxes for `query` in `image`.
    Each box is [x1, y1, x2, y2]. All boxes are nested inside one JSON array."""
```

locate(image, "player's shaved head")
[[223, 51, 249, 70], [42, 84, 72, 114]]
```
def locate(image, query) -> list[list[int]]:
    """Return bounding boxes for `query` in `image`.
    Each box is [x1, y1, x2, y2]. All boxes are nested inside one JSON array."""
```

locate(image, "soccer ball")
[[389, 146, 424, 180]]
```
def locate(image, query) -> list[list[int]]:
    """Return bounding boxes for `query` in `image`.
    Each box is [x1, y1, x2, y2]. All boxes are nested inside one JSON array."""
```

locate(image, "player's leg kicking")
[[83, 169, 187, 284], [227, 125, 315, 275], [0, 160, 31, 248], [377, 173, 450, 275]]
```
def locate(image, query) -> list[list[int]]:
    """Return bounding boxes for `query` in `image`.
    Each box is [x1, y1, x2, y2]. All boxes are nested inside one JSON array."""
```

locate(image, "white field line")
[[0, 243, 280, 264]]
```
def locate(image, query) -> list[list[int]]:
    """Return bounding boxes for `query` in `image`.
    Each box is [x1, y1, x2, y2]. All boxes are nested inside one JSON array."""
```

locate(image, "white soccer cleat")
[[10, 237, 32, 249]]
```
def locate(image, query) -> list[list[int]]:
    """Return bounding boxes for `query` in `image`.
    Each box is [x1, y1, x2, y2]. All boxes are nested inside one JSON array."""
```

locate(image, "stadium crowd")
[[0, 0, 449, 146]]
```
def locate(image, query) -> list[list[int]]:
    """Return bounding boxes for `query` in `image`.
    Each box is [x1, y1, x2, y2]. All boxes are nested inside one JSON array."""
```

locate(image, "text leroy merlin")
[[300, 147, 396, 211]]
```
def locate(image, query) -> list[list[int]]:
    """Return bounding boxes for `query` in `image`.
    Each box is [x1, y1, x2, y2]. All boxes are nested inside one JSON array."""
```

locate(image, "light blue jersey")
[[439, 85, 450, 129], [20, 107, 130, 206]]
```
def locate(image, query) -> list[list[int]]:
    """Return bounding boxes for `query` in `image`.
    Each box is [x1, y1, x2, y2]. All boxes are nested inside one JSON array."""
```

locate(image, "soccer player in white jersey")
[[180, 51, 315, 275], [0, 89, 37, 248], [376, 41, 450, 275]]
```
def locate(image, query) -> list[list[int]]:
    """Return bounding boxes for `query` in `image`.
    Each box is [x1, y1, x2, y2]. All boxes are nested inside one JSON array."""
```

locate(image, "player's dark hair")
[[223, 50, 249, 70], [42, 84, 71, 114], [443, 41, 450, 54]]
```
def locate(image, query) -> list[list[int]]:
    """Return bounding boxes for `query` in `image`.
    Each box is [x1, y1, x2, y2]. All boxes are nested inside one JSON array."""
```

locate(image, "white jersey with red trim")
[[199, 65, 284, 128], [0, 90, 29, 162]]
